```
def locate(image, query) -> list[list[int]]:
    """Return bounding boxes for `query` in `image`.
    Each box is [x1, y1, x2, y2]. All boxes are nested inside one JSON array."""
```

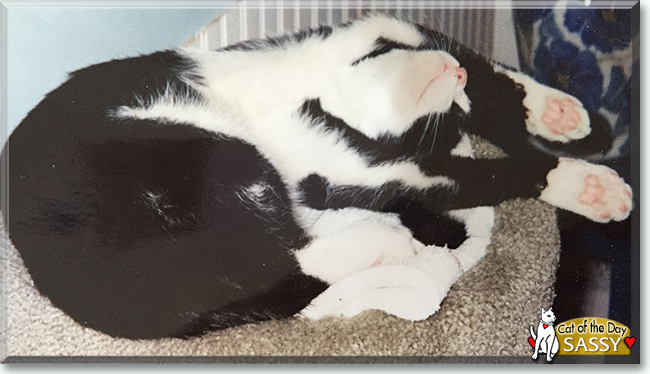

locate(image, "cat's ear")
[[541, 307, 546, 314]]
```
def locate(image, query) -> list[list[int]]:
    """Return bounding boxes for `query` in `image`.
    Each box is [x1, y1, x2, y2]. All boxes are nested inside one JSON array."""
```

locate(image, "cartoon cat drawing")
[[530, 307, 560, 361]]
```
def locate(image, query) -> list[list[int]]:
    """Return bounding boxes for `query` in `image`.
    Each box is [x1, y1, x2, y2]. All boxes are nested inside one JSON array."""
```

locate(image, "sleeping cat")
[[2, 14, 632, 339]]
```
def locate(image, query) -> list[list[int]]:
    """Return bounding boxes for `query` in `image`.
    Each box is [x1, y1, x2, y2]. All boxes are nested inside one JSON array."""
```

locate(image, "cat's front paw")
[[542, 97, 584, 135], [540, 158, 633, 223], [502, 71, 591, 143], [529, 93, 591, 143]]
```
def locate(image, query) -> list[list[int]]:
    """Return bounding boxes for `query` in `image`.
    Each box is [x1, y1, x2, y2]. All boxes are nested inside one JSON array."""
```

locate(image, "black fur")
[[351, 37, 418, 66]]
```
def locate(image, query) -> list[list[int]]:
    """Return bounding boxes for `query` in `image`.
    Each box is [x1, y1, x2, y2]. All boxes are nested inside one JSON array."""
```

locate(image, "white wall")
[[7, 7, 229, 135]]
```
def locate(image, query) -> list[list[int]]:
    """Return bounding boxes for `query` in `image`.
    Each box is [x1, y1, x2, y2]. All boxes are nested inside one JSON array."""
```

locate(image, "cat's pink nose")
[[455, 67, 467, 86]]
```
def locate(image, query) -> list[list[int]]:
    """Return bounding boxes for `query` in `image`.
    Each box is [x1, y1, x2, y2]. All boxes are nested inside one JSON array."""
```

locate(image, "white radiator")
[[184, 0, 497, 59]]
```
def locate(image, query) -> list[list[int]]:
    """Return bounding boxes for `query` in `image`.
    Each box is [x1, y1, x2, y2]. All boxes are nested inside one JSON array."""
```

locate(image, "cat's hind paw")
[[540, 158, 633, 223]]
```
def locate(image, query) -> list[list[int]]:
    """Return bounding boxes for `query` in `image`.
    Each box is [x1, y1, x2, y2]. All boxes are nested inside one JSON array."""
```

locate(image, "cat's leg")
[[540, 338, 550, 361], [546, 334, 555, 362], [295, 207, 464, 321], [551, 335, 560, 358], [434, 156, 632, 223], [294, 207, 422, 285], [297, 156, 559, 213], [500, 70, 591, 143], [446, 207, 495, 271], [540, 157, 633, 223], [297, 156, 632, 227]]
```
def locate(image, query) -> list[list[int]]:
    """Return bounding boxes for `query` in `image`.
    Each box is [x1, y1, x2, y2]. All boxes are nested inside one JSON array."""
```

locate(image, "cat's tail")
[[529, 325, 537, 340]]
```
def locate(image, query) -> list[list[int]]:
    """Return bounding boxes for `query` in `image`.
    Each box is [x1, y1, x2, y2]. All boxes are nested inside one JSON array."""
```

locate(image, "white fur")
[[178, 14, 468, 140], [299, 247, 462, 321], [320, 49, 470, 138], [450, 132, 475, 158], [540, 157, 633, 222], [294, 207, 424, 284], [235, 181, 278, 214]]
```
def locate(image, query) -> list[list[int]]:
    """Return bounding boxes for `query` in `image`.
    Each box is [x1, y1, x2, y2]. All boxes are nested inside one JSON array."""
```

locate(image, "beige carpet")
[[1, 139, 561, 362]]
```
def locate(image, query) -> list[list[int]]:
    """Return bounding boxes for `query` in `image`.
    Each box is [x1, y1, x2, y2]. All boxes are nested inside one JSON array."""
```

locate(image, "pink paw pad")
[[579, 174, 605, 206], [541, 98, 581, 135], [578, 172, 632, 222]]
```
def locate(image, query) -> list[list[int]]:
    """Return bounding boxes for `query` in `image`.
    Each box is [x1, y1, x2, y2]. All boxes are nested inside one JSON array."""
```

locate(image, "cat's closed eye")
[[352, 38, 416, 66]]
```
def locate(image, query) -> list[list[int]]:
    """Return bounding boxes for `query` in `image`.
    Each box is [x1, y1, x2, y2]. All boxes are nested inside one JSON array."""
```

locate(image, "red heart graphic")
[[528, 337, 536, 348], [625, 337, 636, 348]]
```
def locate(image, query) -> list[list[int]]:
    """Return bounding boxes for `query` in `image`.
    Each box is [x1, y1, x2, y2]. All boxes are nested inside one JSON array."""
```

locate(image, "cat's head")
[[541, 307, 557, 324], [317, 15, 471, 139]]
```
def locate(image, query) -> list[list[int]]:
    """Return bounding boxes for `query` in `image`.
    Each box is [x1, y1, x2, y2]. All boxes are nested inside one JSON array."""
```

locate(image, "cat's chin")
[[414, 68, 470, 117], [414, 84, 470, 120]]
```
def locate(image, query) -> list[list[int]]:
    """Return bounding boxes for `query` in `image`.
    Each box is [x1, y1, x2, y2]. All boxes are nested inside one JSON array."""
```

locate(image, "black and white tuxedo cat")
[[2, 15, 632, 339]]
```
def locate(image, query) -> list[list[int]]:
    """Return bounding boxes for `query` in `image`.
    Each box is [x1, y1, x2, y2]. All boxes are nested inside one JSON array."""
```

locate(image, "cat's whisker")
[[418, 113, 434, 148], [433, 35, 441, 49], [429, 11, 444, 38], [429, 113, 442, 156]]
